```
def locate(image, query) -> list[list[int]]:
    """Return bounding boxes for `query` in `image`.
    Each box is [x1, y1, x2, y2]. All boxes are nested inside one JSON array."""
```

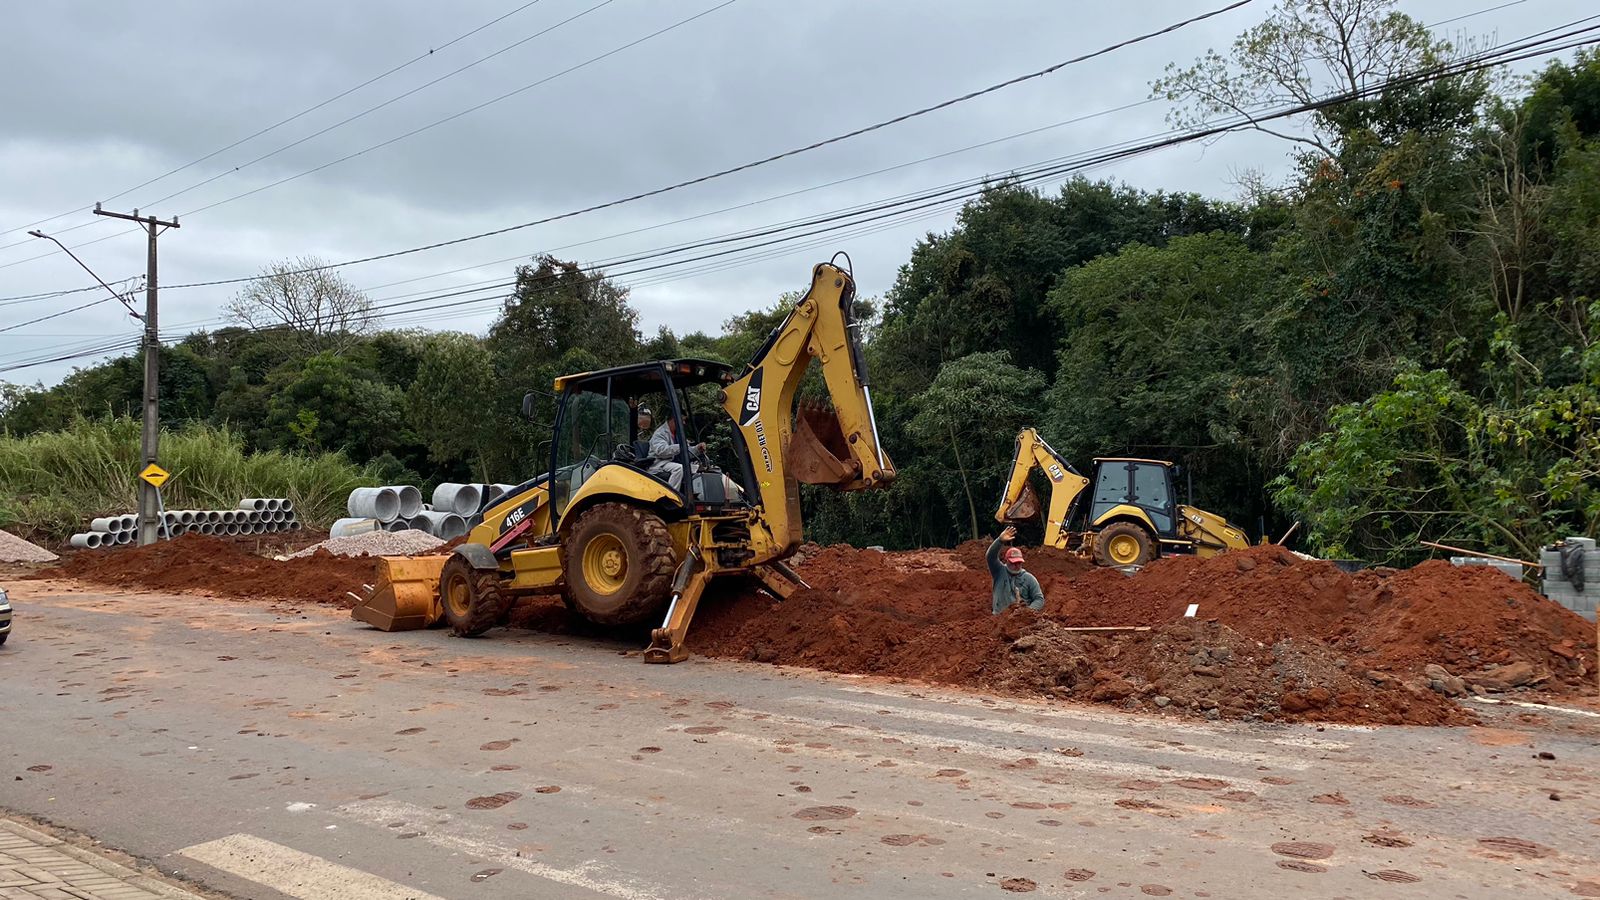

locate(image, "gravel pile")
[[0, 529, 59, 563], [287, 530, 445, 559]]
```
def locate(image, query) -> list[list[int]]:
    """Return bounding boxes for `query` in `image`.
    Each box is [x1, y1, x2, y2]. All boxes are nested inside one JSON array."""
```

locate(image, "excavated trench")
[[38, 535, 1597, 726]]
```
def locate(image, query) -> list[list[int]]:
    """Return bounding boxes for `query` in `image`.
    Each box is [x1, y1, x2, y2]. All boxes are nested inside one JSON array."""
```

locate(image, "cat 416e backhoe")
[[996, 427, 1247, 567], [352, 257, 894, 662]]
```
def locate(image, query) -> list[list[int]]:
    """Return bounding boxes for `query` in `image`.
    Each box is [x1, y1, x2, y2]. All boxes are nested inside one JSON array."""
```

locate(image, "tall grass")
[[0, 417, 382, 541]]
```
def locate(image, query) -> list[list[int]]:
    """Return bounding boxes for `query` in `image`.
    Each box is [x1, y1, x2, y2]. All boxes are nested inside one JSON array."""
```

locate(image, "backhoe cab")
[[996, 427, 1247, 567], [354, 259, 895, 662]]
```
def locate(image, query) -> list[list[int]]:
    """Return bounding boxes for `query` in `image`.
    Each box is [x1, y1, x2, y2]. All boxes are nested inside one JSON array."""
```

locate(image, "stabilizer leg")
[[644, 550, 712, 664]]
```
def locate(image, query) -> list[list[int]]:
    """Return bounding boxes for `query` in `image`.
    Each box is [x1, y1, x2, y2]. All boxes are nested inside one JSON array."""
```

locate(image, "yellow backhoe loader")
[[996, 427, 1247, 567], [353, 257, 894, 662]]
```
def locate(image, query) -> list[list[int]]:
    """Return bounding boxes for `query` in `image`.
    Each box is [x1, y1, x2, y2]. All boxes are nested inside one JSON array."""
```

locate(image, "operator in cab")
[[988, 525, 1044, 614], [648, 415, 705, 492]]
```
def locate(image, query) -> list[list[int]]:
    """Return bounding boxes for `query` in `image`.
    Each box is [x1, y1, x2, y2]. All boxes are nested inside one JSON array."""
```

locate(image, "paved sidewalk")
[[0, 819, 203, 900]]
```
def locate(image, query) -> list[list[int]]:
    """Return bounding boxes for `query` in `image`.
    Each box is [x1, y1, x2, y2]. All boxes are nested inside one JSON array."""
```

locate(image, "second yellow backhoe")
[[353, 257, 894, 662], [996, 427, 1248, 567]]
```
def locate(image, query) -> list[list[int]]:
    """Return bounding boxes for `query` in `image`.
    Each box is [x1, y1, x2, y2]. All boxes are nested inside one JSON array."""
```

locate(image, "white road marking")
[[833, 684, 1233, 733], [805, 696, 1309, 769], [177, 833, 446, 900], [720, 709, 1238, 782], [338, 799, 695, 900], [1471, 696, 1600, 718]]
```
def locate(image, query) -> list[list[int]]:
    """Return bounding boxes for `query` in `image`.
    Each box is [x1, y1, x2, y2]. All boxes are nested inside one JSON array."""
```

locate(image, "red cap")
[[1002, 547, 1025, 564]]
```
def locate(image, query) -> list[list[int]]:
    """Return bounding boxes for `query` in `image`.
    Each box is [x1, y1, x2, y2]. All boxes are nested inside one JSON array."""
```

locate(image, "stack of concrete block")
[[1449, 556, 1523, 580], [70, 499, 300, 549], [1542, 537, 1597, 622]]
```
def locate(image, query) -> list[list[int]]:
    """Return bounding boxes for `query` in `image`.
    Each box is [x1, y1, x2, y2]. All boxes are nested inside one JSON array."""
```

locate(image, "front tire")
[[559, 503, 676, 625], [1095, 522, 1155, 567], [438, 553, 511, 637]]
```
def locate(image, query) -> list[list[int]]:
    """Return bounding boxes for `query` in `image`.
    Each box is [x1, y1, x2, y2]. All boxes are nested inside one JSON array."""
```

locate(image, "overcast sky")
[[0, 0, 1587, 387]]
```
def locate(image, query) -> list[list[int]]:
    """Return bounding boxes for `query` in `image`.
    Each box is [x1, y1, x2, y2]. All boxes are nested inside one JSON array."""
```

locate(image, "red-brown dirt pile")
[[43, 534, 377, 606], [686, 542, 1595, 725]]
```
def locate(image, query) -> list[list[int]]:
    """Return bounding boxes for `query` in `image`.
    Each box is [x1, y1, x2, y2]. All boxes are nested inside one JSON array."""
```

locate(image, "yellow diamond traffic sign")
[[139, 463, 170, 488]]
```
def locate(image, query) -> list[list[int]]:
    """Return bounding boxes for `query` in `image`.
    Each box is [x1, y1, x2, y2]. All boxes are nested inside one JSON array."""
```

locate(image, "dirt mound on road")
[[43, 534, 377, 606], [685, 542, 1594, 725]]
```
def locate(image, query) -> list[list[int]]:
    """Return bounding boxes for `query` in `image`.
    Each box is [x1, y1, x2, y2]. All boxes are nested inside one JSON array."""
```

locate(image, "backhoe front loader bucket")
[[789, 404, 861, 487], [351, 555, 448, 631], [1002, 482, 1043, 522]]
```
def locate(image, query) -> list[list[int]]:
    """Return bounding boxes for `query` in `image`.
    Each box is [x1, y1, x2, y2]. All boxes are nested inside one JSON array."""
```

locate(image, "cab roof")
[[553, 358, 735, 394], [1093, 457, 1174, 467]]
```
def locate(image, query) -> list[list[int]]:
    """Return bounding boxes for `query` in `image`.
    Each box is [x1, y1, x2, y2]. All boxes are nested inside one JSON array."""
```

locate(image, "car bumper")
[[0, 606, 11, 634]]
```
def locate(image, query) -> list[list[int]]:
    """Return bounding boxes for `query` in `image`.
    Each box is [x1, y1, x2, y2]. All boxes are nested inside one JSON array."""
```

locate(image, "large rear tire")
[[439, 553, 511, 637], [560, 503, 676, 625], [1094, 522, 1155, 567]]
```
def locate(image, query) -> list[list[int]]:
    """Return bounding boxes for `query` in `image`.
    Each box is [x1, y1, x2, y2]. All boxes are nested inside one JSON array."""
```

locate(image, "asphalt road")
[[2, 576, 1599, 899]]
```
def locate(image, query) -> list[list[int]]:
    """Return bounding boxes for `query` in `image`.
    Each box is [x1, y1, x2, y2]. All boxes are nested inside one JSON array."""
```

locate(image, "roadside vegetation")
[[0, 417, 382, 540], [2, 1, 1596, 561]]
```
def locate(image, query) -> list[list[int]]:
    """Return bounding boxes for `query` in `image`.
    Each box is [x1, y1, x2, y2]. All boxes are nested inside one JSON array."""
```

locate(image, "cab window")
[[550, 380, 630, 520]]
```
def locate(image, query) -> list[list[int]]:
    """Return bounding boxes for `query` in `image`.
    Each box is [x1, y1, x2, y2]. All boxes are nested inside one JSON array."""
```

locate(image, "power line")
[[0, 0, 621, 252], [0, 0, 549, 241], [7, 13, 1595, 372], [0, 0, 737, 272], [8, 0, 1249, 288]]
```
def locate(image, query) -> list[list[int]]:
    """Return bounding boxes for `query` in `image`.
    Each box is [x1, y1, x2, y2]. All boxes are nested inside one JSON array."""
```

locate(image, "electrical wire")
[[0, 0, 621, 252], [0, 0, 1250, 282], [0, 0, 549, 240], [5, 12, 1595, 372]]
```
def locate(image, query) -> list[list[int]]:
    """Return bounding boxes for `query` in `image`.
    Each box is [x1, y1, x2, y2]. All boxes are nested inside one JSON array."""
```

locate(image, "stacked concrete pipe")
[[431, 483, 482, 517]]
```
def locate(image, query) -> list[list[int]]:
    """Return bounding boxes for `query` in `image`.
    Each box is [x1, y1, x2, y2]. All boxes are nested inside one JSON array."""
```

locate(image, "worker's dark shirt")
[[987, 537, 1045, 614]]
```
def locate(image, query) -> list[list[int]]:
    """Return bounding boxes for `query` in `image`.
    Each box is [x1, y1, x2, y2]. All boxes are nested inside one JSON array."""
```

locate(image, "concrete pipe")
[[287, 519, 302, 531], [69, 532, 105, 549], [249, 521, 265, 534], [196, 522, 214, 535], [239, 498, 268, 511], [280, 500, 294, 515], [331, 517, 380, 538], [392, 485, 423, 519], [122, 514, 139, 531], [200, 510, 217, 524], [178, 510, 197, 526], [90, 516, 123, 533], [414, 510, 468, 540], [221, 522, 238, 536], [348, 487, 401, 522], [264, 498, 282, 512], [116, 530, 135, 544], [431, 483, 482, 517], [384, 519, 410, 532]]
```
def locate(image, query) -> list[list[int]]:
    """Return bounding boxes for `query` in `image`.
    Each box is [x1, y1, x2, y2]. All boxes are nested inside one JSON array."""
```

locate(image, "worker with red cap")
[[988, 525, 1045, 613]]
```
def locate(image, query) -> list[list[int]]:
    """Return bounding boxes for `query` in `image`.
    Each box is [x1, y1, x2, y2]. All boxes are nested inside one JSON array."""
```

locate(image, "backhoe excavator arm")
[[723, 259, 895, 562], [995, 428, 1089, 550]]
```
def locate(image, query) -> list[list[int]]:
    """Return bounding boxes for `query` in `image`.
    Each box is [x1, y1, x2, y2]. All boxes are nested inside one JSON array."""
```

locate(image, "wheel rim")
[[1108, 533, 1142, 565], [582, 533, 628, 595], [444, 572, 471, 618]]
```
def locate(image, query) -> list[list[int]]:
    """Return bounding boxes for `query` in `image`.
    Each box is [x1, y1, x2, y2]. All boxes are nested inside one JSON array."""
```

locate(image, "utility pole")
[[93, 204, 179, 546]]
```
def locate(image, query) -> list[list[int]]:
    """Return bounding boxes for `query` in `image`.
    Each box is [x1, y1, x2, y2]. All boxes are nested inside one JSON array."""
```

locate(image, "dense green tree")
[[407, 333, 498, 480], [905, 351, 1046, 541], [1046, 232, 1275, 525]]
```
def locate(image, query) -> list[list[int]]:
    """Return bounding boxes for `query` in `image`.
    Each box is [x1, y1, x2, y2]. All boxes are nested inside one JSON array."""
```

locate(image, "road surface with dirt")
[[2, 578, 1598, 899]]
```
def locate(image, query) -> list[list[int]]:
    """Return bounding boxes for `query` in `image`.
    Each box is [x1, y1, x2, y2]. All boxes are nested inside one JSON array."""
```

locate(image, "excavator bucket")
[[351, 555, 447, 631], [1002, 482, 1043, 522], [789, 403, 861, 487]]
